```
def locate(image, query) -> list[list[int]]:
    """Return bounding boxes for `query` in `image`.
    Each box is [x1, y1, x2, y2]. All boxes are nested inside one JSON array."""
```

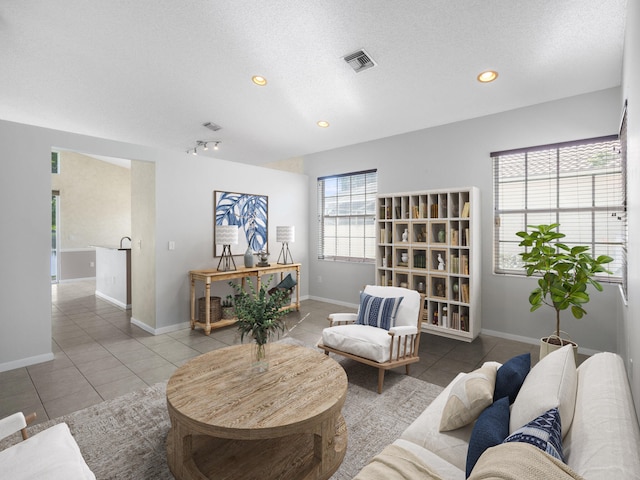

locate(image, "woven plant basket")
[[539, 331, 578, 363], [198, 296, 222, 323]]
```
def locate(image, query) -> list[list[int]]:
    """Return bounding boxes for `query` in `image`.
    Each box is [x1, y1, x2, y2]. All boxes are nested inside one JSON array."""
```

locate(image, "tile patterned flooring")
[[1, 280, 564, 426]]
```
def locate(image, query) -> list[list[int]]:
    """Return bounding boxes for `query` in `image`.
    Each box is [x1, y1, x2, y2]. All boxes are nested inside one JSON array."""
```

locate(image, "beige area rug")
[[0, 358, 443, 480]]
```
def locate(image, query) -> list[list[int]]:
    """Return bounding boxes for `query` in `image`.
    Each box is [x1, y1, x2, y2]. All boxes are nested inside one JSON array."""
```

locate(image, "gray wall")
[[622, 0, 640, 418], [0, 120, 309, 370], [303, 87, 624, 356]]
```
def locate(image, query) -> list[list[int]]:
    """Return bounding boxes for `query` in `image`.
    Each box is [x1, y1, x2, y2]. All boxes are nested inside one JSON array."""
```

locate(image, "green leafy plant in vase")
[[230, 278, 292, 372], [516, 223, 612, 360]]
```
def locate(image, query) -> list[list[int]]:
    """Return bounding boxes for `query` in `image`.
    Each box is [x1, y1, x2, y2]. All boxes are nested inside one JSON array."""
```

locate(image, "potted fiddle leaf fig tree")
[[516, 223, 613, 360]]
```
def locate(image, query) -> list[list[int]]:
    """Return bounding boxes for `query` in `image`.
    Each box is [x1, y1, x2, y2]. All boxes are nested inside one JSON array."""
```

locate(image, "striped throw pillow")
[[356, 293, 403, 330]]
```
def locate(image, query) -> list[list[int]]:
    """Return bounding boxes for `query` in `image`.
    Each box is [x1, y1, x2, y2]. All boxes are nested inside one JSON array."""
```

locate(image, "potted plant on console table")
[[230, 278, 292, 372], [516, 223, 612, 361]]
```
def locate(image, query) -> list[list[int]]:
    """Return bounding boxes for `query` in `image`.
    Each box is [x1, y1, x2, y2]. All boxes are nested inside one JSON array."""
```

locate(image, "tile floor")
[[0, 280, 577, 426]]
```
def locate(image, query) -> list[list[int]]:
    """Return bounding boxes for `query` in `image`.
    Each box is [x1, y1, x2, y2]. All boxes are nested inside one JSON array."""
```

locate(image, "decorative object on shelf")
[[230, 278, 292, 372], [244, 246, 255, 268], [216, 225, 238, 271], [214, 190, 268, 257], [437, 254, 445, 270], [402, 228, 408, 242], [257, 250, 270, 267], [438, 229, 446, 243], [382, 257, 387, 267], [417, 281, 425, 293], [221, 295, 235, 319], [276, 226, 295, 264], [401, 252, 408, 264], [516, 223, 613, 360]]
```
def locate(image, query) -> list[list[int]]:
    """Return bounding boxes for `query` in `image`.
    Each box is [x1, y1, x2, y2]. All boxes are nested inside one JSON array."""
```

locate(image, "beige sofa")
[[354, 349, 640, 479]]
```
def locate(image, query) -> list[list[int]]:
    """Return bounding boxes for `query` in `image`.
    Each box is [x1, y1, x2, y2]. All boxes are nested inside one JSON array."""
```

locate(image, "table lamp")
[[276, 226, 295, 264], [216, 225, 239, 271]]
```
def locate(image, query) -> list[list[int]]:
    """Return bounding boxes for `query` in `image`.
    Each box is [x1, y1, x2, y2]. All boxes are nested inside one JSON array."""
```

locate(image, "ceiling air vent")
[[203, 122, 222, 132], [343, 49, 376, 73]]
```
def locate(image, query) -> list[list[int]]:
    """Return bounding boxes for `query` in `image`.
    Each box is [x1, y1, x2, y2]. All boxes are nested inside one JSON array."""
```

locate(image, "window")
[[317, 169, 377, 262], [492, 135, 626, 285], [51, 151, 60, 174]]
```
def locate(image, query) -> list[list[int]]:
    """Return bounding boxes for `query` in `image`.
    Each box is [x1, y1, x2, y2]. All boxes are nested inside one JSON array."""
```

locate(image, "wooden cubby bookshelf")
[[376, 187, 480, 342]]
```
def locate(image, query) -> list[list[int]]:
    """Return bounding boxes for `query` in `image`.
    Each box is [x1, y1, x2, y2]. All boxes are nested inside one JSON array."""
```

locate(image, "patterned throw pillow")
[[493, 352, 530, 403], [439, 364, 498, 432], [504, 407, 564, 462], [465, 396, 510, 478], [356, 293, 403, 330]]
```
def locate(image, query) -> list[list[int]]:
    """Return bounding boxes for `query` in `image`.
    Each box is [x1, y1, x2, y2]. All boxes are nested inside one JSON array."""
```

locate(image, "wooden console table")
[[189, 263, 301, 335]]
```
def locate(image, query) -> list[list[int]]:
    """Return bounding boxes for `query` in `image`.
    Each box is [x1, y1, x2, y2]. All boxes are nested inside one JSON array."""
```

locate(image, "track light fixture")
[[187, 141, 221, 155]]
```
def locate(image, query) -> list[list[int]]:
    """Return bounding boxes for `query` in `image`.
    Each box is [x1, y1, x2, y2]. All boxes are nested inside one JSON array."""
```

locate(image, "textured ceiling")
[[0, 0, 628, 165]]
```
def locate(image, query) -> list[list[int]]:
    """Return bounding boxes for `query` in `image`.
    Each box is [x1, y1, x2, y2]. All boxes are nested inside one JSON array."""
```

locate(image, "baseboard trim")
[[480, 328, 600, 356], [95, 291, 131, 310], [130, 317, 191, 336], [0, 352, 55, 373], [307, 296, 358, 310]]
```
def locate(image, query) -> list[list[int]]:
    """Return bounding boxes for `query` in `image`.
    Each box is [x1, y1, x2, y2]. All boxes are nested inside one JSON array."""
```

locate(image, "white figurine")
[[437, 253, 445, 270], [402, 228, 408, 242]]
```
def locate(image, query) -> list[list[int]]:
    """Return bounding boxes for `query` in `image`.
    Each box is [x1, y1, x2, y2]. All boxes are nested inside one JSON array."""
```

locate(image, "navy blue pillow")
[[356, 293, 403, 330], [493, 353, 530, 404], [465, 396, 510, 478], [504, 407, 564, 462]]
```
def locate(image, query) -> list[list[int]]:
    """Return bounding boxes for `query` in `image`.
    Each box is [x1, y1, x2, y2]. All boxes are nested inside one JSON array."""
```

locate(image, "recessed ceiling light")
[[317, 121, 330, 128], [477, 70, 498, 83], [252, 75, 267, 86]]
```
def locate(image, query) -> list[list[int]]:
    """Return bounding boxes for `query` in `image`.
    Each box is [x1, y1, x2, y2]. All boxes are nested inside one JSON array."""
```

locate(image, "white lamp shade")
[[217, 225, 239, 245], [276, 226, 295, 243]]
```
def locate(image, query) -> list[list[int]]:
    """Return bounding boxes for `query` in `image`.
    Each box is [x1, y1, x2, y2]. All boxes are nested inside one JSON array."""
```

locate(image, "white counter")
[[94, 246, 131, 309]]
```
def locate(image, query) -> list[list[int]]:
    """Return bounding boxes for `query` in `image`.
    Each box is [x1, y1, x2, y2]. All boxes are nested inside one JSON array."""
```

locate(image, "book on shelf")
[[420, 203, 426, 218], [412, 205, 420, 218], [450, 254, 459, 274], [451, 229, 459, 246], [395, 206, 401, 219], [461, 254, 469, 275], [430, 203, 438, 218], [464, 228, 470, 246], [461, 201, 470, 218], [461, 284, 470, 303]]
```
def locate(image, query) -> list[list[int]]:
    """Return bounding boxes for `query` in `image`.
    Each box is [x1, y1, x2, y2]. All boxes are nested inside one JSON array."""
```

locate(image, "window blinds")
[[317, 169, 377, 262], [492, 135, 625, 283]]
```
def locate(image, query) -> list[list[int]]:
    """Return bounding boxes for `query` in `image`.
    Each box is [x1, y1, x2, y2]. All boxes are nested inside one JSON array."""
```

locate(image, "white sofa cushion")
[[510, 344, 577, 438], [564, 352, 640, 480], [400, 372, 475, 471], [0, 422, 95, 480], [439, 363, 497, 432], [321, 324, 393, 363], [393, 438, 465, 480]]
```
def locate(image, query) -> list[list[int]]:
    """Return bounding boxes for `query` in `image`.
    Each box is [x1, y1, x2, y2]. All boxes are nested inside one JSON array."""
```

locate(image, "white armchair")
[[0, 412, 95, 480], [318, 285, 423, 393]]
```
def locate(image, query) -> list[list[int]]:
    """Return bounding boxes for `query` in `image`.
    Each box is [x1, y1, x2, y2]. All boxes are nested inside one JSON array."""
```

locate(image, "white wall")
[[0, 119, 309, 370], [622, 0, 640, 418], [152, 154, 309, 331], [303, 88, 624, 355]]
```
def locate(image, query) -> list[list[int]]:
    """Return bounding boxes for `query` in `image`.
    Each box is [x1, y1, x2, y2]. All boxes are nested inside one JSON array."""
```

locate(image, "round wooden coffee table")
[[166, 343, 348, 480]]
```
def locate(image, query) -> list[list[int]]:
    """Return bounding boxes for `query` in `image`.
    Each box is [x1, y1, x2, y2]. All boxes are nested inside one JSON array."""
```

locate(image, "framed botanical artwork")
[[214, 190, 268, 257]]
